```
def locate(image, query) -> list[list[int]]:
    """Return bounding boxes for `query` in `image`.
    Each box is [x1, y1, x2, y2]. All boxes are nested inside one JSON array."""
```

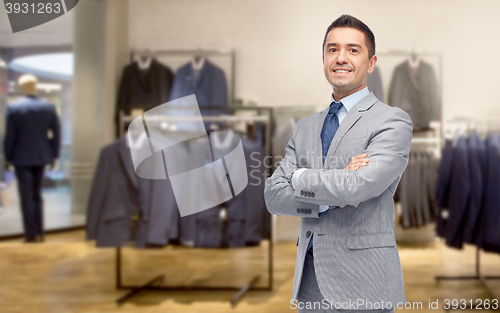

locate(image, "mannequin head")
[[18, 74, 38, 96]]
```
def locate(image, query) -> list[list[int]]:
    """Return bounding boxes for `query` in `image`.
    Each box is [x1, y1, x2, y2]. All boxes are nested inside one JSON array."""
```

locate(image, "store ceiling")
[[9, 53, 73, 81]]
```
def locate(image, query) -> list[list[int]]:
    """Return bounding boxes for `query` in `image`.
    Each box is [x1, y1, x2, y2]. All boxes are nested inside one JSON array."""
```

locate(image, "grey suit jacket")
[[388, 59, 440, 131], [264, 92, 412, 308], [86, 136, 177, 248]]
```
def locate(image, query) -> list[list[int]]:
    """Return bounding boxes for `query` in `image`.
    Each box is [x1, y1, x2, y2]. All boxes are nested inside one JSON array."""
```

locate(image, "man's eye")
[[329, 48, 336, 52], [350, 49, 358, 53]]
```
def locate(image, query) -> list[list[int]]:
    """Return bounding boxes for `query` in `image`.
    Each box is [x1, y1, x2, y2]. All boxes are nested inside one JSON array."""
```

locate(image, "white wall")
[[129, 0, 500, 120]]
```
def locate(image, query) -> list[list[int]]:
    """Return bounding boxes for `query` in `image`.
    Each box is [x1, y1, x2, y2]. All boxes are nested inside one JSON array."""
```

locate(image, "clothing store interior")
[[0, 1, 499, 312]]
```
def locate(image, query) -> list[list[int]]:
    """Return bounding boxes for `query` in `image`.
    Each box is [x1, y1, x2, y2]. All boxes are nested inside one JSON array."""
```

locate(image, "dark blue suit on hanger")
[[169, 59, 228, 129], [445, 135, 471, 249], [463, 133, 483, 244], [434, 139, 454, 238], [482, 134, 500, 251]]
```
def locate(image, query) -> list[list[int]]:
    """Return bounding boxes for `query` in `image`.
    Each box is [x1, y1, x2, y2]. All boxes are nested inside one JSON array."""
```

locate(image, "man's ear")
[[367, 55, 377, 74]]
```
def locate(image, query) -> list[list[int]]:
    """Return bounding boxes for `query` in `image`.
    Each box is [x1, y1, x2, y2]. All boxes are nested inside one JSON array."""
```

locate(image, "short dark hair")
[[322, 15, 375, 59]]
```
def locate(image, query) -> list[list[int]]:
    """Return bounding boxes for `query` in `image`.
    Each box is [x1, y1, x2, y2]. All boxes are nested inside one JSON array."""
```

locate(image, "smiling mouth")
[[333, 69, 351, 73]]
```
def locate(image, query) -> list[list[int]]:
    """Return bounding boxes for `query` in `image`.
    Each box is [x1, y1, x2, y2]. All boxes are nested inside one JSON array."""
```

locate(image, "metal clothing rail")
[[130, 48, 236, 104], [435, 247, 500, 311], [115, 106, 274, 307]]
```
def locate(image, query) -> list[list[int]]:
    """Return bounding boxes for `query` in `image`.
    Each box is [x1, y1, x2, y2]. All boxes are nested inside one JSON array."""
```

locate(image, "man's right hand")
[[344, 153, 370, 171]]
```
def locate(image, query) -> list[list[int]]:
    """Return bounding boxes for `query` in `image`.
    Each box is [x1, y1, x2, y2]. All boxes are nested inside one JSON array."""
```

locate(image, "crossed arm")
[[264, 109, 413, 218]]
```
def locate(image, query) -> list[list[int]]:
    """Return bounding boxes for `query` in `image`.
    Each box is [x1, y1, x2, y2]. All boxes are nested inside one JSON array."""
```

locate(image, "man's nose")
[[336, 50, 348, 64]]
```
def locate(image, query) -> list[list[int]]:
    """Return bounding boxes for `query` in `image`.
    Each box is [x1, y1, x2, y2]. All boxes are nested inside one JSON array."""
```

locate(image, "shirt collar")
[[330, 87, 369, 112]]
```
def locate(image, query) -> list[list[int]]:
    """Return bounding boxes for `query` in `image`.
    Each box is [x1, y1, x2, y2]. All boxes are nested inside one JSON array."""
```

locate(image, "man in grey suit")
[[264, 15, 412, 312]]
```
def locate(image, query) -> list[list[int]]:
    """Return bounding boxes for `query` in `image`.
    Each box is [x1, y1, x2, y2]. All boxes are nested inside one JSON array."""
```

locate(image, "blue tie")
[[306, 100, 343, 252], [320, 101, 343, 164]]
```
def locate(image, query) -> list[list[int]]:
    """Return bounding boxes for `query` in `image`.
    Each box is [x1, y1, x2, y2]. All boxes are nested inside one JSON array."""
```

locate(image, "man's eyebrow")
[[325, 43, 362, 49]]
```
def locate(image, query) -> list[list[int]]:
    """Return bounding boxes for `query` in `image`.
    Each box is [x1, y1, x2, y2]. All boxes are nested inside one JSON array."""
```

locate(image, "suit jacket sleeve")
[[86, 147, 110, 240], [294, 108, 413, 208], [49, 106, 61, 160], [213, 68, 228, 105], [264, 119, 322, 218], [116, 67, 131, 115], [3, 106, 16, 163]]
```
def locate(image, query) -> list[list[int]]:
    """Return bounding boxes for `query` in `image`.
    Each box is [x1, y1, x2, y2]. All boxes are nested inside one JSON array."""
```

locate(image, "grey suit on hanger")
[[86, 136, 177, 248], [388, 59, 440, 131], [264, 92, 412, 308]]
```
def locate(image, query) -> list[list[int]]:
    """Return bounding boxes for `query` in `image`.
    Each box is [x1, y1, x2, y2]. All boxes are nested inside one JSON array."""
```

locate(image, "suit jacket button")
[[306, 191, 311, 197], [307, 209, 312, 214], [300, 190, 304, 196], [306, 231, 311, 238], [296, 208, 300, 213], [311, 192, 315, 198]]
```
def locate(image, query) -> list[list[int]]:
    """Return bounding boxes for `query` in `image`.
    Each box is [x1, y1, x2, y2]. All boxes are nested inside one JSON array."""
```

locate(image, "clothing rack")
[[435, 116, 500, 311], [130, 48, 236, 104], [115, 106, 274, 307]]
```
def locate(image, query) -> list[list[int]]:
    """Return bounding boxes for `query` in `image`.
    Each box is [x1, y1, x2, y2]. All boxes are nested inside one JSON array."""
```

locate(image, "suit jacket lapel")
[[323, 92, 378, 168], [405, 59, 420, 91], [118, 136, 139, 188], [313, 107, 328, 169], [195, 59, 209, 88], [134, 61, 150, 91]]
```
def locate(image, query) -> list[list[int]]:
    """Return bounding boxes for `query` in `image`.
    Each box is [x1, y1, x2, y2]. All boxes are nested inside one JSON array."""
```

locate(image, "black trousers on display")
[[15, 165, 45, 239]]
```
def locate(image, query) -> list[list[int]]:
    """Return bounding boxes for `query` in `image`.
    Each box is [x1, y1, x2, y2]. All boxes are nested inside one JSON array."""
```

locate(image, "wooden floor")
[[0, 230, 499, 313]]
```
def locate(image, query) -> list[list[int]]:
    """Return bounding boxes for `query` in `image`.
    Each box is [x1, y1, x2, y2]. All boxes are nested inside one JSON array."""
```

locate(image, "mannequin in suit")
[[4, 75, 61, 243], [264, 15, 412, 312]]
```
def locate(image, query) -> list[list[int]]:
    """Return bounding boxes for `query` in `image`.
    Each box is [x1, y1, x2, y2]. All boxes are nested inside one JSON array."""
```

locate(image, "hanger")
[[192, 48, 206, 71], [407, 48, 421, 69], [133, 49, 154, 70]]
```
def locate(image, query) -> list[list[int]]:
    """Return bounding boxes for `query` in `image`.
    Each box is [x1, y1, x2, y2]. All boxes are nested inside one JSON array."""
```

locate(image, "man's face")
[[322, 27, 376, 97]]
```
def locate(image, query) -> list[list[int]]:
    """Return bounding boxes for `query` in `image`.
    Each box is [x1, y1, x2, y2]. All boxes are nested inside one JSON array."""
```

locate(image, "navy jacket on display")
[[463, 133, 483, 244], [169, 58, 228, 115], [445, 136, 471, 249], [483, 134, 500, 250], [434, 139, 454, 238]]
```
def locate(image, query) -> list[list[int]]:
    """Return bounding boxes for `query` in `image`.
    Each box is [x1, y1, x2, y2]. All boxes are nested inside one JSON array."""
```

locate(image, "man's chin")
[[331, 82, 351, 90]]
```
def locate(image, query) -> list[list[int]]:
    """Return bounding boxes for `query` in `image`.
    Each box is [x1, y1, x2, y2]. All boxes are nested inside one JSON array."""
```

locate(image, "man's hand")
[[4, 162, 10, 171], [344, 153, 370, 171]]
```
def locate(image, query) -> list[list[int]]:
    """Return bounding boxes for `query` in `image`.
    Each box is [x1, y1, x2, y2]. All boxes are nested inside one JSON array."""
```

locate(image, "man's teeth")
[[334, 70, 350, 72]]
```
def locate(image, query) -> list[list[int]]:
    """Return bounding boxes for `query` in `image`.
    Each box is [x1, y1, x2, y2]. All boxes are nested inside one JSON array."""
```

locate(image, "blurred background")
[[0, 0, 499, 312]]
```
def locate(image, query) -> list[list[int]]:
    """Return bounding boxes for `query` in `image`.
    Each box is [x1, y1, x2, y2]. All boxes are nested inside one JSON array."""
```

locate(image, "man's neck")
[[332, 84, 366, 102]]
